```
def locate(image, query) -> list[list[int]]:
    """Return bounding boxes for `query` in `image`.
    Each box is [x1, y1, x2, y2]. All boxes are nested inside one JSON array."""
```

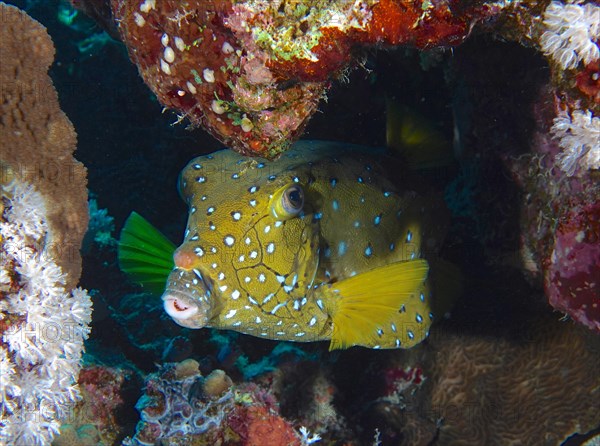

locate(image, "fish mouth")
[[162, 289, 208, 329]]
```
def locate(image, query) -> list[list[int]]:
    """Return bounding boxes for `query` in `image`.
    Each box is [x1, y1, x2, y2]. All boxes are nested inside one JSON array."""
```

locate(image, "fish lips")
[[162, 289, 209, 329]]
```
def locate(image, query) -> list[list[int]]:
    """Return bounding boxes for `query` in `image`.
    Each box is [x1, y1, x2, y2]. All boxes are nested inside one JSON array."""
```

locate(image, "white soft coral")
[[0, 179, 92, 446], [540, 1, 600, 70], [552, 108, 600, 175]]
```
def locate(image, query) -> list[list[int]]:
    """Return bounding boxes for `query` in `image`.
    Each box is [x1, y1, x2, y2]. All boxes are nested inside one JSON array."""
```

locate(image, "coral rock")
[[426, 319, 600, 445], [109, 0, 490, 157], [545, 201, 600, 333], [0, 3, 88, 288]]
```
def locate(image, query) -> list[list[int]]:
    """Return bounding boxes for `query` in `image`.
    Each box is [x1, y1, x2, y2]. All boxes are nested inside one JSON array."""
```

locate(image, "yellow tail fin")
[[326, 259, 430, 351]]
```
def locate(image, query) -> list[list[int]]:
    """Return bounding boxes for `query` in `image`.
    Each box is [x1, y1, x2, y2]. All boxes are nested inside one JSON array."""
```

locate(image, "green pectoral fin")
[[327, 259, 430, 351], [118, 211, 176, 294]]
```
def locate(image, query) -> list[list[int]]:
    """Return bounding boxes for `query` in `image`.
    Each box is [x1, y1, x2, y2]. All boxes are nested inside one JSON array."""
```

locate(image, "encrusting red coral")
[[106, 0, 494, 158]]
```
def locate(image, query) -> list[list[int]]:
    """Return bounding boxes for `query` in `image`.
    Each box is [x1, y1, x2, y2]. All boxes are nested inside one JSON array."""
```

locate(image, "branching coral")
[[0, 179, 93, 446]]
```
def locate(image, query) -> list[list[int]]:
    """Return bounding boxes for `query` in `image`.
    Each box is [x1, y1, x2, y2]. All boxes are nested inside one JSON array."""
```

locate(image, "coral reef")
[[123, 358, 302, 446], [55, 365, 140, 446], [100, 0, 499, 158], [0, 179, 93, 445], [0, 4, 92, 445], [425, 317, 600, 445], [365, 314, 600, 445], [0, 2, 88, 289], [507, 93, 599, 333]]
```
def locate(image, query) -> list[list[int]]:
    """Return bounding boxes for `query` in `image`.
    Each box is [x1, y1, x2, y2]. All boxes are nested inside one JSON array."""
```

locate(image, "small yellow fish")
[[120, 141, 449, 350]]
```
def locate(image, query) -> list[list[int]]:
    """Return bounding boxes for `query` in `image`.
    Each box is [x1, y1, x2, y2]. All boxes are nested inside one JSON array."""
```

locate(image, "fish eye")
[[282, 185, 304, 214], [271, 184, 304, 220]]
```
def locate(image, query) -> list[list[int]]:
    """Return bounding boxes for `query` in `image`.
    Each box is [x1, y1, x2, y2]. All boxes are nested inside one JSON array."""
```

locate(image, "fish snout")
[[162, 290, 209, 329]]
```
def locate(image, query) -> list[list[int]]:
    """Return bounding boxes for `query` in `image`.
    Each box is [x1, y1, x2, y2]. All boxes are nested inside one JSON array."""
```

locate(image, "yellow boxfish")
[[119, 140, 450, 350]]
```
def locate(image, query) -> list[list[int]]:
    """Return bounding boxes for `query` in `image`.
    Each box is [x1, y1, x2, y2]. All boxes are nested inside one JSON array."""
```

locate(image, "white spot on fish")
[[244, 276, 251, 283], [224, 235, 235, 246], [338, 241, 347, 256], [408, 330, 415, 339], [218, 272, 225, 280], [274, 221, 283, 228], [309, 316, 317, 326], [266, 243, 275, 254], [374, 214, 382, 226], [238, 255, 245, 262], [332, 200, 340, 211], [248, 186, 258, 194], [245, 237, 251, 245], [416, 313, 423, 323], [258, 273, 266, 283], [232, 212, 241, 221], [249, 199, 257, 207], [231, 290, 240, 300], [264, 225, 271, 234], [194, 247, 204, 257], [219, 285, 228, 292], [196, 176, 206, 183], [271, 302, 287, 314], [263, 293, 274, 304], [248, 296, 258, 305], [207, 206, 215, 215], [407, 230, 413, 242], [364, 243, 373, 257], [224, 309, 237, 319], [295, 332, 305, 337], [317, 299, 324, 310], [255, 316, 262, 323], [249, 250, 258, 259]]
